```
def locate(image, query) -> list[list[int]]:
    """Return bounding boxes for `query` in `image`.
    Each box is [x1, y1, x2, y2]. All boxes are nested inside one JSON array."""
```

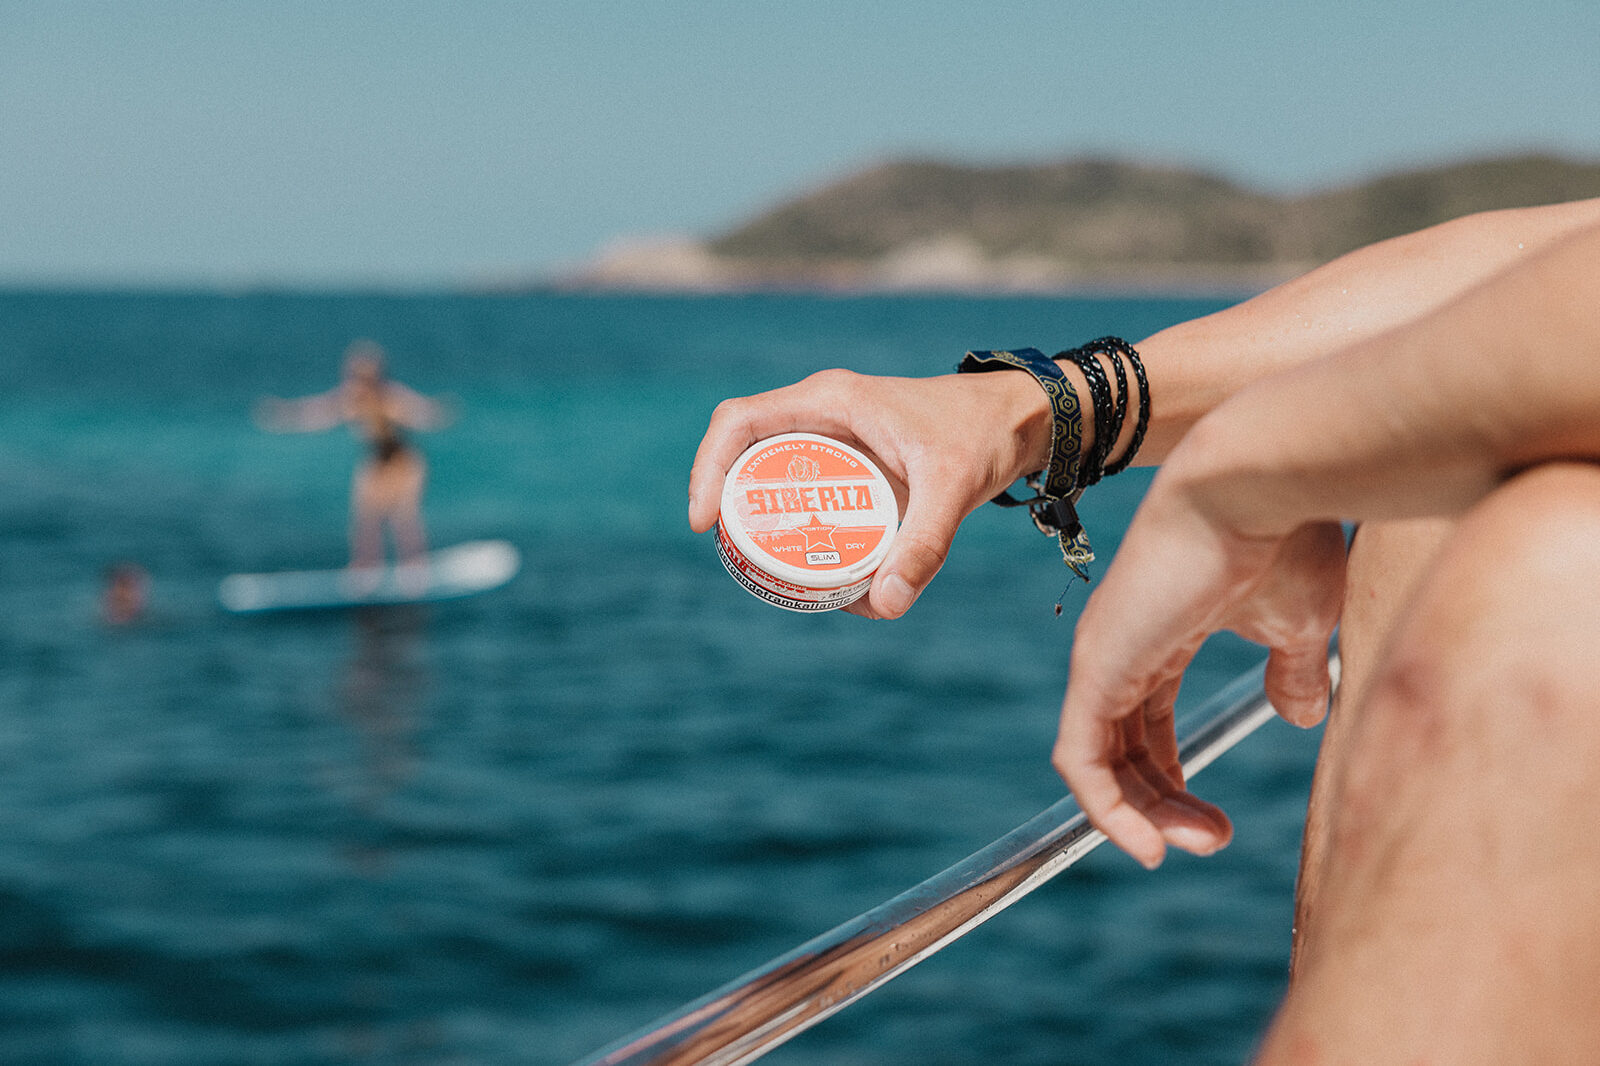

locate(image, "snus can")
[[716, 433, 898, 612]]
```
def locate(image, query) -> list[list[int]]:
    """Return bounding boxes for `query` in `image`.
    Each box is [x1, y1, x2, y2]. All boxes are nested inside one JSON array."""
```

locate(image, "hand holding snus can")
[[715, 433, 899, 612]]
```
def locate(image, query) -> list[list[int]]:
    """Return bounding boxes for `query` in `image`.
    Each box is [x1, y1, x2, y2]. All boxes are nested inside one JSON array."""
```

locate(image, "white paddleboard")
[[219, 540, 520, 614]]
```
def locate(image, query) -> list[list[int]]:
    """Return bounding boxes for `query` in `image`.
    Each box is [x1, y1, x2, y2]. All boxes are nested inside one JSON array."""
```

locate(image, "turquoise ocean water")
[[0, 291, 1322, 1065]]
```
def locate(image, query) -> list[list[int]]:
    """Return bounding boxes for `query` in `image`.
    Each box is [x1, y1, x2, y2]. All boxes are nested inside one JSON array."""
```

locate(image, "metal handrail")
[[574, 655, 1335, 1066]]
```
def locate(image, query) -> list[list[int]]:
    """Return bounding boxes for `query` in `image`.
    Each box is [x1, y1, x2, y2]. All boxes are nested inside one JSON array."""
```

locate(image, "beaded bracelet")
[[1067, 336, 1149, 479]]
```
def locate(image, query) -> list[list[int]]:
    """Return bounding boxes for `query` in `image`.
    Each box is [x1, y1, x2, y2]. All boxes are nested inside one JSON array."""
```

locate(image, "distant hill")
[[565, 153, 1600, 292]]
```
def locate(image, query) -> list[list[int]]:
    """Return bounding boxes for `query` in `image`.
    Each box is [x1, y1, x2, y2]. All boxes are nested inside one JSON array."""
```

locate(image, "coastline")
[[537, 151, 1600, 302], [545, 234, 1298, 300]]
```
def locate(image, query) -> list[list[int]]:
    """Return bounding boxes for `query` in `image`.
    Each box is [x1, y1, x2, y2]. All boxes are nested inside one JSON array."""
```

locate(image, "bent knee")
[[1318, 467, 1600, 954], [1447, 462, 1600, 622], [1362, 461, 1600, 734], [1473, 460, 1600, 548]]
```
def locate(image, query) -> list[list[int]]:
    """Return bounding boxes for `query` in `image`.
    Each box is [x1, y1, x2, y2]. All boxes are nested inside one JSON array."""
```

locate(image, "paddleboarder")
[[255, 340, 453, 569]]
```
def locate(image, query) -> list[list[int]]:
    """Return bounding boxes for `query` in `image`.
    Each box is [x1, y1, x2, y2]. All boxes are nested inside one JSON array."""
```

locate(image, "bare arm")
[[1054, 220, 1600, 868], [1113, 197, 1600, 464], [252, 389, 346, 433], [1168, 219, 1600, 533], [382, 382, 455, 432]]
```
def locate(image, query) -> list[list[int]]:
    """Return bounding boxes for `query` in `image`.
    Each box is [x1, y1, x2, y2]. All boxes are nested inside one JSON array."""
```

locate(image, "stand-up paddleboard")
[[219, 540, 520, 614]]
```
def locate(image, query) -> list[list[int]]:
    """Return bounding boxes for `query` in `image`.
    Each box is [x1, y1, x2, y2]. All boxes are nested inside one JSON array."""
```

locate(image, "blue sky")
[[3, 1, 1597, 287]]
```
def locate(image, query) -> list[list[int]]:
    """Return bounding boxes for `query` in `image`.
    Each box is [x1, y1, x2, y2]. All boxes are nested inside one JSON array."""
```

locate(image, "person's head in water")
[[101, 562, 148, 625]]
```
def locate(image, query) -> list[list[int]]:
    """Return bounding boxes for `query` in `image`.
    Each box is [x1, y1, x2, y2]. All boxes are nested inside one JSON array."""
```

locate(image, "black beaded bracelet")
[[1058, 336, 1149, 481], [1101, 338, 1150, 477]]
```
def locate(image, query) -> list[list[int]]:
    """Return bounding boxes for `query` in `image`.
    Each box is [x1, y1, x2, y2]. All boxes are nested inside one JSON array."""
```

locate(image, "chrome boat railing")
[[574, 656, 1336, 1066]]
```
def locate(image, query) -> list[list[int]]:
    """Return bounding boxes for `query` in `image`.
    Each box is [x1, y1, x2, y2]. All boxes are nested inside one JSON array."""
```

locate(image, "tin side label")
[[715, 523, 868, 612]]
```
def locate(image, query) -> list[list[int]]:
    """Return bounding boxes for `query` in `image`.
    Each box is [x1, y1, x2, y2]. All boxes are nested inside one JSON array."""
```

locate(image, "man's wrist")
[[960, 366, 1056, 482]]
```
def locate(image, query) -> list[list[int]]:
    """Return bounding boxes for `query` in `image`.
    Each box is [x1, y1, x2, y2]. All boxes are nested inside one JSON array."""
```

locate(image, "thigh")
[[351, 461, 383, 513], [1262, 462, 1600, 1064], [356, 454, 424, 515], [1291, 515, 1453, 973], [382, 451, 426, 510]]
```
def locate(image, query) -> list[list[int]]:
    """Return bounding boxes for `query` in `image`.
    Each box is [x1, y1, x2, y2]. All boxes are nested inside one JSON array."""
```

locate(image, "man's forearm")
[[1118, 198, 1600, 468], [1170, 221, 1600, 538]]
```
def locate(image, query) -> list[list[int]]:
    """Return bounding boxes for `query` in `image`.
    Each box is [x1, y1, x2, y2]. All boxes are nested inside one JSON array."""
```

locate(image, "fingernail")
[[876, 573, 915, 616], [1166, 824, 1223, 856]]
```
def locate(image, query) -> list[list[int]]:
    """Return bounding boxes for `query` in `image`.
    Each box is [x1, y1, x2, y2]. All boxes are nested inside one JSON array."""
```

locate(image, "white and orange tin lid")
[[716, 432, 899, 612]]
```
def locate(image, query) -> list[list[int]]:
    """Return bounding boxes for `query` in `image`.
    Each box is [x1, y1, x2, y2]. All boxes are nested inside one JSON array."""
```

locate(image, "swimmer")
[[255, 340, 453, 569], [100, 561, 148, 625]]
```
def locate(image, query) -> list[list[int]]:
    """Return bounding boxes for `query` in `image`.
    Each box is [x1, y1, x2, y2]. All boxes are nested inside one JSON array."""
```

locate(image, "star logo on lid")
[[797, 514, 837, 552]]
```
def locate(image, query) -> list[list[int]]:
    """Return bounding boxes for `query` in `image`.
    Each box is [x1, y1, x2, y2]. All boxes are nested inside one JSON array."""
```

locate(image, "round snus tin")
[[716, 433, 899, 612]]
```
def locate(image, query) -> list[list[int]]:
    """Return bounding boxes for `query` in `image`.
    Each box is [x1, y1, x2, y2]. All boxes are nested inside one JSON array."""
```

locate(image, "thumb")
[[865, 495, 966, 619], [1264, 641, 1334, 727]]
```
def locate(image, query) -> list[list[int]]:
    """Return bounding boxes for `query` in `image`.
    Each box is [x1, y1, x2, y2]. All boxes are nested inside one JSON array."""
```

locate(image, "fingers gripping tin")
[[716, 433, 899, 612]]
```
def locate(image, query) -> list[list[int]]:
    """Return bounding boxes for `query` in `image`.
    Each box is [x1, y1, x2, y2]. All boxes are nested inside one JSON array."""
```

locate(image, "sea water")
[[0, 291, 1322, 1065]]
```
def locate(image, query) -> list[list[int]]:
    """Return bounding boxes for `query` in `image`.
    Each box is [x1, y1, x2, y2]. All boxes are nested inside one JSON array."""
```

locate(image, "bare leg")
[[387, 454, 428, 564], [353, 453, 428, 567], [1290, 516, 1453, 975], [350, 462, 386, 569], [1259, 463, 1600, 1064]]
